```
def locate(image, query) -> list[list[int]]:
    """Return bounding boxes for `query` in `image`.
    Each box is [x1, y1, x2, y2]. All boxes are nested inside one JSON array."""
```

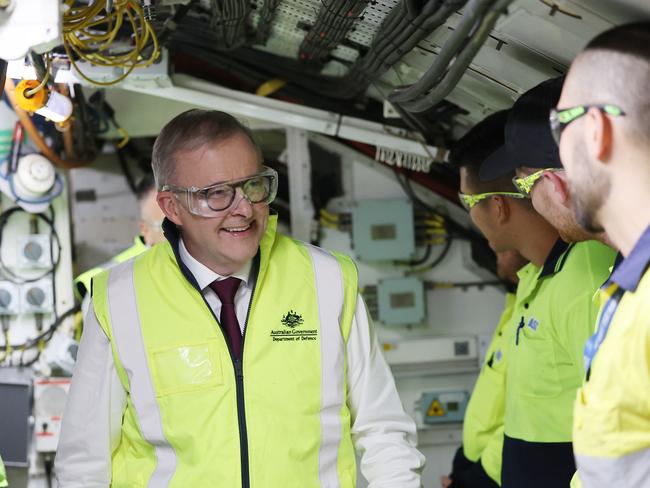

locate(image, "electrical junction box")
[[17, 234, 53, 269], [420, 390, 469, 425], [21, 279, 53, 314], [377, 277, 425, 325], [34, 377, 71, 453], [351, 199, 414, 262], [0, 281, 20, 315]]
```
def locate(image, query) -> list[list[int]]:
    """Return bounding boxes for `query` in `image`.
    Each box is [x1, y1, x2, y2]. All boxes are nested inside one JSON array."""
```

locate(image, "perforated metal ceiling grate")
[[250, 0, 399, 62]]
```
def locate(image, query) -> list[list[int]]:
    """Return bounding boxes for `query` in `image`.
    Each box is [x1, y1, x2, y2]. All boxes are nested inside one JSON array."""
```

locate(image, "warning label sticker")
[[427, 399, 445, 417]]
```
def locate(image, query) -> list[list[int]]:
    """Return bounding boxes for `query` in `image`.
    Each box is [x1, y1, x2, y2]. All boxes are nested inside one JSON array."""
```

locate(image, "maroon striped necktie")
[[209, 277, 242, 358]]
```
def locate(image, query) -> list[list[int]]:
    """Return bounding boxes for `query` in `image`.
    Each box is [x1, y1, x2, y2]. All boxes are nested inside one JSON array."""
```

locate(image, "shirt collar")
[[179, 238, 252, 290], [609, 224, 650, 292], [539, 238, 572, 279]]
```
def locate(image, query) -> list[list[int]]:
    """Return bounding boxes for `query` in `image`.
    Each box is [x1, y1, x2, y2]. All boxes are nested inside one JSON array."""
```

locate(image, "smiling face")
[[158, 132, 269, 275]]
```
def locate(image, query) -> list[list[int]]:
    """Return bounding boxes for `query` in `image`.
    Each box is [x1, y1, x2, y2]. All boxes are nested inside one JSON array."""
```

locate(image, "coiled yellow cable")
[[63, 0, 160, 86]]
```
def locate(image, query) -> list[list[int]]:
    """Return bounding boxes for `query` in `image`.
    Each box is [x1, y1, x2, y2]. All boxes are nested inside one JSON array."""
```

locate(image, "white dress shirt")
[[179, 238, 252, 333], [56, 241, 425, 487]]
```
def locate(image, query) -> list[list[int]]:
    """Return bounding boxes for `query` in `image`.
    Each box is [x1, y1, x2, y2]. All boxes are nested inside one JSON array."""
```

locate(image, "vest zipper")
[[199, 285, 255, 488], [515, 316, 525, 345], [235, 285, 255, 488]]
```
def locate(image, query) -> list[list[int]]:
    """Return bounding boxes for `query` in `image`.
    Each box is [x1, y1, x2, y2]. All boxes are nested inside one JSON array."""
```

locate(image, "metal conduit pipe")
[[397, 0, 513, 112], [388, 0, 495, 104]]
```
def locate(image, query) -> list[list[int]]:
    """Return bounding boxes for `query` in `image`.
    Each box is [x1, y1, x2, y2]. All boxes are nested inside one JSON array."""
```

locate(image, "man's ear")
[[544, 171, 570, 206], [492, 195, 511, 224], [585, 107, 613, 162], [157, 192, 182, 226]]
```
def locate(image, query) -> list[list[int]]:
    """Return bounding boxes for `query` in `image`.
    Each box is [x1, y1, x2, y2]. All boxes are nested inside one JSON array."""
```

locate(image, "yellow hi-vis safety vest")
[[573, 271, 650, 487], [73, 236, 148, 301], [91, 216, 359, 488]]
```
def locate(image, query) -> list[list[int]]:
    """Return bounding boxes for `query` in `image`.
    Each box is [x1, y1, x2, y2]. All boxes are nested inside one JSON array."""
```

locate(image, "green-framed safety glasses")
[[512, 168, 563, 197], [549, 104, 625, 145], [458, 191, 525, 211]]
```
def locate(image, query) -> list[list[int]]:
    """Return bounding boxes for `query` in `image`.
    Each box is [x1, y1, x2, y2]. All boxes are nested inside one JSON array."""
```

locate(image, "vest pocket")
[[150, 340, 223, 396]]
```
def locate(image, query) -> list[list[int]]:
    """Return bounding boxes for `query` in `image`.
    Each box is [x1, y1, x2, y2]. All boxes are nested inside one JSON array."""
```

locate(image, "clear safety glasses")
[[512, 168, 563, 197], [162, 166, 278, 217], [458, 191, 524, 211], [549, 104, 625, 145]]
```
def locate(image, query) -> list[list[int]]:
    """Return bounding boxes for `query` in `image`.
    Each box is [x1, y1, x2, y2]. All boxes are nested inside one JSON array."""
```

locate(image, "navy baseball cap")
[[479, 76, 565, 181]]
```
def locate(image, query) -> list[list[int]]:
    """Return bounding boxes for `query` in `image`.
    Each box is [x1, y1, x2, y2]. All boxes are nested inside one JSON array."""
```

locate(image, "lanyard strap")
[[584, 286, 625, 380]]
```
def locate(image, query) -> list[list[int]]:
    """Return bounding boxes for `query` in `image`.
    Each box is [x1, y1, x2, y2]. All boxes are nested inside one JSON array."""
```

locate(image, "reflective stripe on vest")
[[107, 260, 178, 487], [576, 447, 650, 488], [306, 245, 345, 488]]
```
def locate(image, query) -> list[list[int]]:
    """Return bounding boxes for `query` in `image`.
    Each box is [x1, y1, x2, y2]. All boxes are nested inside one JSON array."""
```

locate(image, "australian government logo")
[[270, 310, 318, 342]]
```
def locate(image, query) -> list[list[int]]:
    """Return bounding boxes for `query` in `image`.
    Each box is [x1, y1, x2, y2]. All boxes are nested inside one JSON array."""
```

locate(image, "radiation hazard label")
[[427, 399, 445, 417]]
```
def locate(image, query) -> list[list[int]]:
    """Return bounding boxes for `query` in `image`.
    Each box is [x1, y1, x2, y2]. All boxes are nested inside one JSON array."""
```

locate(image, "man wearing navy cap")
[[480, 78, 616, 488]]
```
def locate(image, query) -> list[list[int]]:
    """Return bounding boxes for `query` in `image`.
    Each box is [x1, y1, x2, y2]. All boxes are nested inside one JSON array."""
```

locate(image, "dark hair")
[[585, 22, 650, 62], [152, 110, 261, 189], [449, 110, 509, 169], [135, 172, 156, 203], [450, 110, 516, 193]]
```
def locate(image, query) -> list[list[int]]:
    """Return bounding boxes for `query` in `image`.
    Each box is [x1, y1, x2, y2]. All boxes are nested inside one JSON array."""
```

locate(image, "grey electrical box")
[[377, 277, 425, 325], [0, 367, 32, 467], [351, 199, 414, 261]]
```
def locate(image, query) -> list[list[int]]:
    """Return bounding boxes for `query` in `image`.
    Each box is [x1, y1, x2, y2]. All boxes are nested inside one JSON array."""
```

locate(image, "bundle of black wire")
[[255, 0, 283, 45], [298, 0, 370, 68], [207, 0, 253, 50], [388, 0, 514, 113], [14, 304, 80, 368]]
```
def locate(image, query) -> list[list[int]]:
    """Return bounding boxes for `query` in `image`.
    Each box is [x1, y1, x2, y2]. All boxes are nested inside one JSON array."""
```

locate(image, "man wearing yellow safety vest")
[[478, 78, 616, 487], [442, 110, 528, 488], [556, 22, 650, 488], [55, 109, 425, 487], [73, 173, 165, 302]]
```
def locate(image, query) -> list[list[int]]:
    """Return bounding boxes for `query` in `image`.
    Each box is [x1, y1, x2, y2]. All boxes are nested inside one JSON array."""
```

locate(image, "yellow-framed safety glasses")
[[458, 191, 525, 211], [512, 168, 563, 197]]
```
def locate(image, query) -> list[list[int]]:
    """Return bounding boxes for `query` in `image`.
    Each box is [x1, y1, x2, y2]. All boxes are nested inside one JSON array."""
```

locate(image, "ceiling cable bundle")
[[389, 0, 514, 113], [62, 0, 160, 86], [322, 0, 468, 99], [298, 0, 370, 67], [208, 0, 253, 50], [255, 0, 283, 45]]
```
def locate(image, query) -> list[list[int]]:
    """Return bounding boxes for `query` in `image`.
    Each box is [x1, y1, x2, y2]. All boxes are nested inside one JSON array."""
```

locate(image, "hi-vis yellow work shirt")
[[462, 292, 516, 485], [502, 239, 616, 487], [573, 227, 650, 488]]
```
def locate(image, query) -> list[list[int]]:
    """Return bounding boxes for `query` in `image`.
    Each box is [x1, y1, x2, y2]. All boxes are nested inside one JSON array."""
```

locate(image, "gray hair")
[[151, 109, 261, 189]]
